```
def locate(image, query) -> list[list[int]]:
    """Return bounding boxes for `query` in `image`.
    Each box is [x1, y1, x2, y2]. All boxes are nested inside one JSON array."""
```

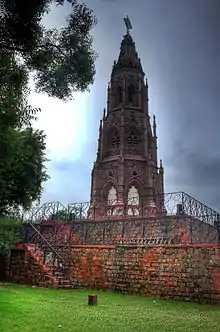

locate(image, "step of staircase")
[[26, 243, 70, 288]]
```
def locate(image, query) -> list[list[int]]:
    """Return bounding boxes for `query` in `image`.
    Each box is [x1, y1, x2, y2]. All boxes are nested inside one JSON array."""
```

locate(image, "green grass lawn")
[[0, 283, 220, 332]]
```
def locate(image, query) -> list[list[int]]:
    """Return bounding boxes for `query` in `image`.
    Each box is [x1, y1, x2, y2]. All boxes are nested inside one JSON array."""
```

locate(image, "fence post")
[[181, 192, 185, 214], [142, 219, 145, 239], [103, 223, 106, 244], [121, 221, 125, 244], [216, 214, 220, 244], [84, 225, 88, 245]]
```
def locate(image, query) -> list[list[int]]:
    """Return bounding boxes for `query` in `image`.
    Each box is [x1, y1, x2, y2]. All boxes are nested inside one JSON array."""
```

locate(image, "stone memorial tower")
[[89, 17, 165, 219]]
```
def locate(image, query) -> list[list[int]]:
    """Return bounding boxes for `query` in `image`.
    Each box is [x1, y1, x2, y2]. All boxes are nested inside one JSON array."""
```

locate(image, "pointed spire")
[[107, 82, 111, 113], [145, 78, 148, 88], [159, 159, 164, 173], [99, 119, 102, 132], [97, 120, 103, 161], [153, 115, 157, 137], [112, 18, 144, 74], [103, 108, 106, 121]]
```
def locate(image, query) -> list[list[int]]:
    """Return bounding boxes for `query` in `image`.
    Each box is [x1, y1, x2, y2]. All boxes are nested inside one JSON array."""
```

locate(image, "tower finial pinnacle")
[[153, 115, 157, 137], [124, 16, 132, 35]]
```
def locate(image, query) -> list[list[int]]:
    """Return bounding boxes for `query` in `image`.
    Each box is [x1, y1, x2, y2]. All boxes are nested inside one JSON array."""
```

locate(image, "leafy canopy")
[[0, 0, 97, 251], [0, 51, 48, 216], [0, 216, 23, 255], [0, 0, 97, 100]]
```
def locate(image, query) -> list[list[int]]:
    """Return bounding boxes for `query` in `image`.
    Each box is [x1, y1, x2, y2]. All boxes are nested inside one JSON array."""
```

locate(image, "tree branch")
[[0, 42, 29, 53], [0, 41, 69, 60]]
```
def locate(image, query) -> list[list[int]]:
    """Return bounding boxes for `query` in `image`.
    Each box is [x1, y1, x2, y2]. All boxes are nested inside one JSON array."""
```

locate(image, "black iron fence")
[[18, 192, 219, 226], [72, 192, 219, 225], [11, 191, 220, 248]]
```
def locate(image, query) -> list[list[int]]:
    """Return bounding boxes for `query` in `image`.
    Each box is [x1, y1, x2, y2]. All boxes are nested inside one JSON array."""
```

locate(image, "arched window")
[[107, 187, 117, 205], [110, 131, 120, 149], [128, 85, 135, 103], [127, 185, 140, 216], [107, 187, 117, 216], [128, 185, 139, 205], [116, 86, 122, 105], [127, 132, 138, 146]]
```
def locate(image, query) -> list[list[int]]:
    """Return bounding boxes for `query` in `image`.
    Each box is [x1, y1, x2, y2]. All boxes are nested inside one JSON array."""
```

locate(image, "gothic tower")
[[89, 18, 165, 219]]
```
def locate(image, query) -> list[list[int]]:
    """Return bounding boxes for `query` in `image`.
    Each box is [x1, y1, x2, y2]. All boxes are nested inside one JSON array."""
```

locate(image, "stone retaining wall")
[[9, 244, 55, 287], [70, 216, 218, 245], [68, 244, 220, 304], [8, 243, 220, 304]]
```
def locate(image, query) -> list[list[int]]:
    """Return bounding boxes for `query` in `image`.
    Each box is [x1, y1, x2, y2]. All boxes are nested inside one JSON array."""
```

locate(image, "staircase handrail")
[[28, 221, 66, 265]]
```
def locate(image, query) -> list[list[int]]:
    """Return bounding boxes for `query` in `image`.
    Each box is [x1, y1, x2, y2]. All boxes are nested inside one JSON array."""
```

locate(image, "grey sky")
[[34, 0, 219, 211]]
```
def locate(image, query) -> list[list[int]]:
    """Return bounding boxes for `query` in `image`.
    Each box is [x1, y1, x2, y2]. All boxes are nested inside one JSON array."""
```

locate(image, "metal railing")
[[15, 191, 220, 249], [17, 192, 219, 226]]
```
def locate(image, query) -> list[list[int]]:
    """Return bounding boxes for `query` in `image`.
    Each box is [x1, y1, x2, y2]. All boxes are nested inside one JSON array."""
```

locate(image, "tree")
[[0, 216, 23, 255], [0, 51, 48, 216], [0, 0, 97, 100], [49, 209, 77, 221], [0, 0, 97, 250]]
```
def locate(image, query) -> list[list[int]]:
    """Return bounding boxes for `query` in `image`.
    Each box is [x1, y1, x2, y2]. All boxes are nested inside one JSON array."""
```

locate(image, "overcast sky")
[[29, 0, 220, 211]]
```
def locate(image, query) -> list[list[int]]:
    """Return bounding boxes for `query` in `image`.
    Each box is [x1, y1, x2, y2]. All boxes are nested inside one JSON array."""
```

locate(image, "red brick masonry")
[[69, 244, 220, 304], [9, 244, 55, 287], [9, 244, 220, 304]]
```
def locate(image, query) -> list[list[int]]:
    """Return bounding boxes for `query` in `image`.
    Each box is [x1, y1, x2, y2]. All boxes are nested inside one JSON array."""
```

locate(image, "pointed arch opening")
[[127, 131, 139, 146], [126, 126, 140, 155], [107, 186, 117, 205], [107, 186, 117, 216], [116, 85, 122, 105], [128, 185, 139, 205], [127, 84, 135, 104], [127, 185, 140, 216], [106, 128, 120, 157], [110, 130, 120, 149]]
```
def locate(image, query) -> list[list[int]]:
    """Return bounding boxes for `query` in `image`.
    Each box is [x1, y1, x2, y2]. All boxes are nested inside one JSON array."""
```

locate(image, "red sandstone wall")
[[9, 244, 56, 287], [70, 216, 219, 245], [69, 244, 220, 304], [8, 243, 220, 304]]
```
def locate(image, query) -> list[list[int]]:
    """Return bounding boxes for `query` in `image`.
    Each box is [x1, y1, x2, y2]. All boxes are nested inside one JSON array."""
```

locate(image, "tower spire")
[[89, 18, 165, 219], [96, 120, 102, 161], [112, 17, 144, 75], [153, 115, 157, 137]]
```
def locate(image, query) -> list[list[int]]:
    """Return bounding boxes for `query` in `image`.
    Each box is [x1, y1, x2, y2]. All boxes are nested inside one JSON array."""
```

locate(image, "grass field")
[[0, 283, 220, 332]]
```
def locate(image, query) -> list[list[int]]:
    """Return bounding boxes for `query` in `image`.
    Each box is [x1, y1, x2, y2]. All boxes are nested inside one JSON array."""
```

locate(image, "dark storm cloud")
[[44, 0, 220, 210], [89, 0, 220, 210], [155, 0, 220, 210]]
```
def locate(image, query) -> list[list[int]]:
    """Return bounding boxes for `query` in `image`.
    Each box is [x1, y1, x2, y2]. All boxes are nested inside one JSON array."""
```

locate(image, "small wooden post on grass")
[[88, 294, 98, 306]]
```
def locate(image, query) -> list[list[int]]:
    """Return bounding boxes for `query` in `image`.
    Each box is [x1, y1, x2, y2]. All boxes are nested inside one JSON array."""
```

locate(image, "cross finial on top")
[[124, 16, 132, 34]]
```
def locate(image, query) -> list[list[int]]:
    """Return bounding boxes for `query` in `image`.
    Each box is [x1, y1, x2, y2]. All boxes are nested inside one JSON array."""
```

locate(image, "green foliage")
[[0, 127, 48, 215], [0, 216, 23, 255], [0, 51, 39, 129], [0, 51, 48, 215], [0, 0, 97, 100], [0, 0, 96, 228], [49, 209, 77, 221]]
